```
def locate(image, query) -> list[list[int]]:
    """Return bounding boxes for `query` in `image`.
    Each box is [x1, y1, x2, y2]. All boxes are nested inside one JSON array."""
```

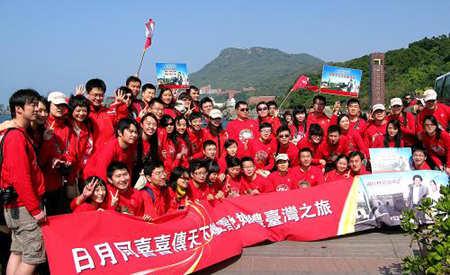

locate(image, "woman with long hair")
[[387, 97, 417, 146], [133, 113, 159, 187], [291, 105, 308, 144], [421, 115, 450, 175], [296, 123, 325, 166], [324, 155, 350, 183], [158, 88, 176, 118], [371, 119, 403, 148]]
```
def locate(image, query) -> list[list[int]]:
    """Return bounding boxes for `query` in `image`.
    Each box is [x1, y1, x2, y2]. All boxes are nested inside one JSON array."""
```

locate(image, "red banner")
[[42, 179, 358, 274]]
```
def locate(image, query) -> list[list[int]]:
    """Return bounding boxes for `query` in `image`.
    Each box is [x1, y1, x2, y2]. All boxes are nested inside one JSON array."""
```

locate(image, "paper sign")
[[320, 65, 362, 97], [156, 63, 189, 89]]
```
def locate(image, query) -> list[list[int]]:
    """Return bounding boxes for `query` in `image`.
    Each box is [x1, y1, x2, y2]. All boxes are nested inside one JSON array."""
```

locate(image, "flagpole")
[[136, 48, 147, 77], [278, 89, 294, 110]]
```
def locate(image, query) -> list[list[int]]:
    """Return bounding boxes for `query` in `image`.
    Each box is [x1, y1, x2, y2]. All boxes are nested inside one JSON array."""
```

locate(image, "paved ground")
[[197, 228, 419, 275]]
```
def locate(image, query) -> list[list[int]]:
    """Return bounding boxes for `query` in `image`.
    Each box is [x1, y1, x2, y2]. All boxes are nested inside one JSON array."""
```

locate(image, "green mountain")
[[190, 35, 450, 110], [279, 34, 450, 109], [189, 47, 325, 100]]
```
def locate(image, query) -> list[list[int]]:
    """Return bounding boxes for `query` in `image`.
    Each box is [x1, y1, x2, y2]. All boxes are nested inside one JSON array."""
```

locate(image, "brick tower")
[[369, 53, 386, 106]]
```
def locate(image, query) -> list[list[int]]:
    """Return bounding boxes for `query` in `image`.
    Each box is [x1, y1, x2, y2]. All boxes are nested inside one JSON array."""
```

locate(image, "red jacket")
[[104, 184, 144, 217], [417, 103, 450, 132], [140, 182, 175, 218], [203, 128, 229, 158], [341, 129, 369, 159], [88, 103, 128, 156], [240, 174, 269, 194], [66, 121, 94, 184], [83, 139, 136, 182], [296, 138, 321, 165], [316, 136, 351, 164], [187, 128, 205, 159], [1, 128, 45, 215], [364, 122, 387, 148], [186, 179, 212, 202], [277, 142, 300, 167], [291, 166, 325, 187], [307, 113, 330, 134]]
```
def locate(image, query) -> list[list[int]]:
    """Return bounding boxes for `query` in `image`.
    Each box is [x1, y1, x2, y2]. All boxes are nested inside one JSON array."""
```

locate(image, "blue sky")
[[0, 0, 448, 105]]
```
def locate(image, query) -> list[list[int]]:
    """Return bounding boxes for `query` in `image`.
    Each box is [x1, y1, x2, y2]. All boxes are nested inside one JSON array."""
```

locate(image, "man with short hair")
[[364, 104, 388, 147], [134, 83, 156, 118], [105, 161, 144, 216], [307, 95, 331, 133], [348, 151, 370, 177], [416, 89, 450, 132], [1, 89, 46, 275], [188, 86, 200, 112], [291, 148, 325, 187], [202, 140, 217, 160], [411, 145, 430, 170], [83, 118, 138, 182], [316, 125, 351, 171], [239, 157, 269, 195], [187, 160, 214, 201], [406, 175, 428, 208], [126, 75, 142, 102], [148, 98, 167, 152], [85, 78, 128, 155], [248, 122, 276, 171], [227, 101, 258, 158], [199, 97, 214, 127], [187, 112, 205, 159]]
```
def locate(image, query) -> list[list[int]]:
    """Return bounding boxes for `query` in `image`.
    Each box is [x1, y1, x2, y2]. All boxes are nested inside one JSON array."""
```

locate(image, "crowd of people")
[[0, 75, 449, 274]]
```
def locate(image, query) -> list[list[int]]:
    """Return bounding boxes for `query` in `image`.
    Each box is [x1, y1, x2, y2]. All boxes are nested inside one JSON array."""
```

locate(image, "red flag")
[[290, 75, 309, 91], [144, 19, 155, 49]]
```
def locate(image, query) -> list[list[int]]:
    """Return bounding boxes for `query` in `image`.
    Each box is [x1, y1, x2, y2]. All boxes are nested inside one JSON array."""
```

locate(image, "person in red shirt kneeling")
[[187, 160, 214, 202], [348, 151, 371, 178], [104, 161, 145, 217], [411, 145, 431, 171], [140, 161, 176, 220], [325, 155, 350, 183], [71, 177, 106, 213], [291, 148, 325, 188], [267, 154, 297, 192]]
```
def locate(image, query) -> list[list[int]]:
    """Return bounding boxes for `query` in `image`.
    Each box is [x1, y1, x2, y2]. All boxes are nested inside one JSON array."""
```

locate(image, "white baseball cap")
[[390, 98, 403, 107], [48, 91, 68, 105], [209, 109, 223, 119], [372, 103, 385, 112], [423, 89, 437, 102], [275, 154, 289, 162]]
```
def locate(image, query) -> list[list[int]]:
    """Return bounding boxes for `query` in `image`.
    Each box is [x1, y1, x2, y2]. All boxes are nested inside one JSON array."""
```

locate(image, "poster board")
[[320, 65, 362, 97], [369, 148, 412, 173], [156, 63, 189, 89]]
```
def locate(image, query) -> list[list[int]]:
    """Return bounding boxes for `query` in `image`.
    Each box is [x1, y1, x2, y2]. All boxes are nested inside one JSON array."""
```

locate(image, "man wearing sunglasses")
[[227, 101, 258, 158]]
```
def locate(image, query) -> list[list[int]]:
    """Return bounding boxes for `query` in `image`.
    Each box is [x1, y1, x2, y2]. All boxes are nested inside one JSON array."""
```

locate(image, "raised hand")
[[75, 85, 86, 96], [110, 190, 119, 207], [43, 121, 55, 140], [114, 89, 125, 105]]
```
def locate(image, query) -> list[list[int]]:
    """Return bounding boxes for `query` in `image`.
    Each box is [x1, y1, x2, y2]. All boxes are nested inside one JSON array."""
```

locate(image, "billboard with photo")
[[369, 148, 412, 173], [320, 65, 362, 97], [156, 63, 189, 89]]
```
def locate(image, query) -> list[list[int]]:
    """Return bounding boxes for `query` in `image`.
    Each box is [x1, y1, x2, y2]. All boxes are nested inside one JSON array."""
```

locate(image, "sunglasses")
[[278, 134, 290, 138], [239, 108, 249, 112], [166, 122, 175, 126], [257, 107, 268, 111]]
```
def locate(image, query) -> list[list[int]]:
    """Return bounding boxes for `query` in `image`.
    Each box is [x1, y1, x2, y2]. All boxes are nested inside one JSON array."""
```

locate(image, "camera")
[[0, 186, 18, 205]]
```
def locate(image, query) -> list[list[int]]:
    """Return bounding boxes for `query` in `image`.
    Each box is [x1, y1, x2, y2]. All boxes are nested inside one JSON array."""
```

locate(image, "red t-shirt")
[[364, 122, 387, 148], [412, 162, 431, 171], [316, 136, 351, 164], [277, 142, 300, 167], [296, 138, 321, 165], [227, 118, 258, 158], [307, 113, 330, 134], [341, 129, 369, 159], [324, 169, 350, 183], [291, 166, 325, 187], [223, 175, 241, 197], [240, 174, 269, 194], [248, 138, 277, 170], [266, 169, 297, 192], [371, 135, 404, 148], [203, 128, 229, 158], [417, 103, 450, 132], [186, 179, 211, 202]]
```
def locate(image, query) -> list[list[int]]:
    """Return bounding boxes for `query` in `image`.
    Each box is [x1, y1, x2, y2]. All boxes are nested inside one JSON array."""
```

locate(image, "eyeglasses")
[[257, 107, 268, 111], [278, 134, 290, 138], [194, 171, 207, 176], [239, 108, 249, 112], [124, 95, 132, 100], [261, 129, 272, 133]]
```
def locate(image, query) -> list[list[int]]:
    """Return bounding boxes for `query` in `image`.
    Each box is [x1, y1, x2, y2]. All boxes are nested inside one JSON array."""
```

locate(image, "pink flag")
[[144, 19, 155, 49], [290, 75, 309, 91]]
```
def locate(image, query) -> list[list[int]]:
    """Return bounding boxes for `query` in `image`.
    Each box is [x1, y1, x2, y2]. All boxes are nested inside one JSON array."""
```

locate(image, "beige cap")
[[423, 89, 437, 102], [275, 154, 289, 162], [48, 91, 68, 105], [390, 98, 403, 107], [209, 109, 223, 119], [372, 103, 385, 112]]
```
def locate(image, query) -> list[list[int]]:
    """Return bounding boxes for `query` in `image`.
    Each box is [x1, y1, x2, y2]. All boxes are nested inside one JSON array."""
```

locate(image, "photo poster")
[[369, 148, 412, 173], [320, 65, 362, 97], [156, 63, 189, 89], [356, 170, 448, 228]]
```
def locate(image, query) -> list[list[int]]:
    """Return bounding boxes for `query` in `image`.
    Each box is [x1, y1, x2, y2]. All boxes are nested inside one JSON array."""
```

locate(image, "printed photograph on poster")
[[357, 171, 448, 227], [156, 63, 189, 89], [320, 65, 362, 97], [369, 148, 412, 173]]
